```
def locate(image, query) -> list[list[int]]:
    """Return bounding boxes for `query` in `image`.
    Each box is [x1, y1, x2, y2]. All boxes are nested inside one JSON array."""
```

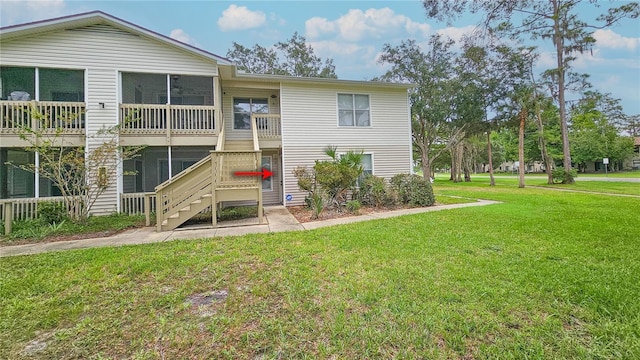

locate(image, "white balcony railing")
[[252, 114, 281, 139], [0, 101, 85, 134], [120, 104, 217, 135]]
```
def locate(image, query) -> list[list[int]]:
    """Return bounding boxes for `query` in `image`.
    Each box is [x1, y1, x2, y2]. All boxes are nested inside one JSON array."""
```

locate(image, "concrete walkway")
[[0, 200, 500, 258]]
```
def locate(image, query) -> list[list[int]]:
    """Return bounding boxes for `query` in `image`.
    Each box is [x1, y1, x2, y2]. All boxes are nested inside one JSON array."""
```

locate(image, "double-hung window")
[[338, 94, 370, 127], [234, 98, 269, 130]]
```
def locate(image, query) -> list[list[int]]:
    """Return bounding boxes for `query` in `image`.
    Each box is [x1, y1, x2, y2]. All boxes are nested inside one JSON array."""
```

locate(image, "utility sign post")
[[603, 158, 609, 177]]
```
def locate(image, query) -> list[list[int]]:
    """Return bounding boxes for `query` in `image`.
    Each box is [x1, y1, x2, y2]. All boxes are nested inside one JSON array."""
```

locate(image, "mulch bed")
[[287, 205, 410, 223]]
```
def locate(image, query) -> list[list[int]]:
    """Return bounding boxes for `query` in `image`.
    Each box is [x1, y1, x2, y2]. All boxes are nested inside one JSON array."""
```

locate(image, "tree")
[[569, 92, 635, 172], [377, 36, 464, 180], [422, 0, 639, 183], [8, 106, 142, 221], [226, 32, 337, 78]]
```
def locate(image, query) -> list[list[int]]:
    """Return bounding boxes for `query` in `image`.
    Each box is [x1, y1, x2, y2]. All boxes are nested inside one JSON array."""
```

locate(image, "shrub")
[[357, 174, 399, 208], [293, 146, 364, 212], [390, 174, 435, 207], [552, 167, 577, 184], [310, 191, 325, 219], [345, 200, 361, 214], [38, 201, 68, 224]]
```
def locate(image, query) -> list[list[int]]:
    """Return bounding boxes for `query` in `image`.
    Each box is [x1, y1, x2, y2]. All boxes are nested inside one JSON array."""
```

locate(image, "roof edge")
[[0, 11, 232, 65], [233, 71, 415, 88]]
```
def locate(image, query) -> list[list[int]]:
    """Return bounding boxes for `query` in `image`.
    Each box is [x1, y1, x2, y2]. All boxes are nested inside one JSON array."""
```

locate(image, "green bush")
[[345, 200, 361, 214], [357, 174, 399, 208], [38, 201, 68, 224], [390, 174, 435, 207], [293, 147, 364, 212], [310, 191, 325, 219], [552, 167, 578, 184]]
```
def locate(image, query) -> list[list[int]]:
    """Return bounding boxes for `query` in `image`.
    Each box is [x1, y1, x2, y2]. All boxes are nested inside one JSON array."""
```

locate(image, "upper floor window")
[[338, 94, 370, 127], [234, 98, 268, 130], [1, 67, 84, 102]]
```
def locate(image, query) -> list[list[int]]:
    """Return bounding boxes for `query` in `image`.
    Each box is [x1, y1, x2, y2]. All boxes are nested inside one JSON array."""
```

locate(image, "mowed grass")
[[1, 182, 639, 359]]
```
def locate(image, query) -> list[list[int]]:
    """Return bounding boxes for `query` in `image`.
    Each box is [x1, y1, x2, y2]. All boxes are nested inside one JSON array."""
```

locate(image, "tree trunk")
[[487, 130, 495, 186], [456, 143, 464, 183], [518, 108, 526, 188], [533, 103, 554, 185], [553, 0, 574, 183], [450, 147, 457, 182], [421, 149, 431, 181]]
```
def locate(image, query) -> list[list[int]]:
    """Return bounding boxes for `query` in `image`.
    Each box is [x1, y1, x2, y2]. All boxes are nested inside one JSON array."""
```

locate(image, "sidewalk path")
[[1, 200, 500, 258]]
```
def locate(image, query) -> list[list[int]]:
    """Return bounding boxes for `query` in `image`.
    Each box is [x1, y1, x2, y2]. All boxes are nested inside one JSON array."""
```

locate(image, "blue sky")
[[1, 0, 639, 115]]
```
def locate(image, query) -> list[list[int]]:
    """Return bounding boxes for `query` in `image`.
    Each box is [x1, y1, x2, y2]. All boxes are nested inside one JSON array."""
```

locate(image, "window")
[[361, 154, 373, 176], [339, 152, 373, 186], [262, 156, 272, 191], [234, 98, 268, 130], [338, 94, 370, 127]]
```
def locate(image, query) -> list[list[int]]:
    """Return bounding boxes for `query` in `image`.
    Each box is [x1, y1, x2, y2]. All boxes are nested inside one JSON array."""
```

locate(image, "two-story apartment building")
[[0, 11, 412, 230]]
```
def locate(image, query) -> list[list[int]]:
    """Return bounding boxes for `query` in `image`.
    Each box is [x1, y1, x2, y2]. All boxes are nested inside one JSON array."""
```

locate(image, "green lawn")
[[443, 175, 640, 196], [455, 169, 640, 179], [1, 182, 639, 359]]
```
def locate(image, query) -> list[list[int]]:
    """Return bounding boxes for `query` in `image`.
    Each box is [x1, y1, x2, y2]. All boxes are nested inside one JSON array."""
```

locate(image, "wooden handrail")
[[216, 117, 225, 151], [155, 153, 212, 192], [251, 113, 260, 151]]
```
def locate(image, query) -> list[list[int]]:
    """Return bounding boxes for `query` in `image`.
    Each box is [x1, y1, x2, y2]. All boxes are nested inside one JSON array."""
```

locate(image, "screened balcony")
[[119, 73, 219, 143], [0, 67, 85, 137]]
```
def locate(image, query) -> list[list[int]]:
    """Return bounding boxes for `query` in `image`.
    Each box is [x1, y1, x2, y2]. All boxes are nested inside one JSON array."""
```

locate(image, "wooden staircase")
[[154, 117, 263, 231]]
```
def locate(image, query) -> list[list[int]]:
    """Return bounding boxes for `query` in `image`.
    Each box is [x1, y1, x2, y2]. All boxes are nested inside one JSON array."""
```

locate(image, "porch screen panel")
[[0, 149, 35, 199], [169, 75, 214, 105], [0, 67, 35, 101], [39, 68, 85, 101], [121, 73, 167, 104]]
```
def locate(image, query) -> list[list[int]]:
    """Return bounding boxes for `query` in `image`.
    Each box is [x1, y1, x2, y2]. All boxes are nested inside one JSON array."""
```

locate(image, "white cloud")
[[169, 29, 199, 47], [305, 7, 430, 42], [0, 0, 66, 26], [593, 29, 640, 51], [306, 17, 336, 38], [435, 25, 477, 43], [217, 4, 266, 32]]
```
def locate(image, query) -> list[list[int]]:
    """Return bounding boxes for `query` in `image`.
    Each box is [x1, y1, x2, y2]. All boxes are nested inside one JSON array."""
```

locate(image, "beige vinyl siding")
[[0, 25, 218, 75], [280, 83, 411, 206], [1, 24, 218, 214], [222, 87, 280, 141]]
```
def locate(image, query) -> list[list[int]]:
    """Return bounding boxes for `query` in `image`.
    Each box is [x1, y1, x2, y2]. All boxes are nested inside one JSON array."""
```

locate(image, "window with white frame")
[[339, 152, 373, 186], [234, 98, 269, 130], [338, 94, 370, 127], [361, 153, 373, 176]]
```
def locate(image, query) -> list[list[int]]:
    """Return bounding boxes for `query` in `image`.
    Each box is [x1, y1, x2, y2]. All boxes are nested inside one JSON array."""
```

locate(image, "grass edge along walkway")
[[0, 200, 500, 258]]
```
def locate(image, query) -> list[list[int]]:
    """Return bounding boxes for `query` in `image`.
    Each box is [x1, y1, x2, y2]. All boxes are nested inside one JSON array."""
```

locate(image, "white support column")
[[166, 74, 171, 104], [35, 151, 40, 198], [34, 68, 40, 101]]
